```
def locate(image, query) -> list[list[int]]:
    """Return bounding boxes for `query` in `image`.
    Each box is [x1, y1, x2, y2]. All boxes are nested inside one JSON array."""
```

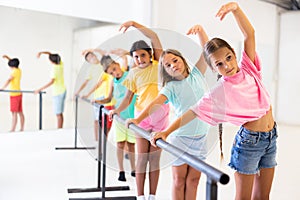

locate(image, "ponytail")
[[217, 74, 224, 161]]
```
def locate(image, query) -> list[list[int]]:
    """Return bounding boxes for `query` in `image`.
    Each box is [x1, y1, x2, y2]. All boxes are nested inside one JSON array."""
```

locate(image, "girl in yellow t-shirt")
[[109, 21, 169, 200]]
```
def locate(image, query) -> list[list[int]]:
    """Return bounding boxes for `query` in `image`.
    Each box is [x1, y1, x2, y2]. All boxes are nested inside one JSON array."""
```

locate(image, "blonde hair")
[[158, 49, 190, 87]]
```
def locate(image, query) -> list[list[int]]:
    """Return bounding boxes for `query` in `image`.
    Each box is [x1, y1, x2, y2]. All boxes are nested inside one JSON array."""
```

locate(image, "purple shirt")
[[191, 51, 270, 126]]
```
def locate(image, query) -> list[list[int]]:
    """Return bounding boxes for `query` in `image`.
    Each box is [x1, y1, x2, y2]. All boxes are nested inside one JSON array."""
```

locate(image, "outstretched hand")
[[186, 24, 204, 35], [119, 21, 134, 33], [216, 2, 238, 21]]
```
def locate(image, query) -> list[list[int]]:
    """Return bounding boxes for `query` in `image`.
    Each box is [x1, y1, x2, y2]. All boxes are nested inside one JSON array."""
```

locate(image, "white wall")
[[0, 6, 103, 103], [0, 0, 152, 25], [0, 0, 296, 126], [277, 11, 300, 125]]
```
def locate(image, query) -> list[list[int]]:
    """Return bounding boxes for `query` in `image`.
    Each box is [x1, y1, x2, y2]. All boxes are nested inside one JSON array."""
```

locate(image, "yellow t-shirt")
[[94, 72, 115, 107], [9, 68, 21, 96], [51, 62, 66, 96], [122, 61, 159, 112]]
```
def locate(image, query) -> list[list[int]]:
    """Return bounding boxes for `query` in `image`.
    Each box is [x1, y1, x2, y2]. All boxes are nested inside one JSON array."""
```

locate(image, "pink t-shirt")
[[191, 51, 270, 126]]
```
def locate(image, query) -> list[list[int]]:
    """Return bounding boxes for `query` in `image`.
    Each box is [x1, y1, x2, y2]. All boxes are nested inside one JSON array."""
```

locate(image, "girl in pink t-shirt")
[[151, 2, 277, 200]]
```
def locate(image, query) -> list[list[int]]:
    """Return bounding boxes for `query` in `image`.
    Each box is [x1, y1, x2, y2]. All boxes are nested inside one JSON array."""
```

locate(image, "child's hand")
[[216, 2, 238, 21], [34, 90, 40, 95], [36, 52, 42, 58], [81, 94, 89, 99], [125, 118, 139, 128], [186, 25, 204, 35], [150, 131, 167, 147], [108, 109, 119, 121], [119, 21, 134, 33]]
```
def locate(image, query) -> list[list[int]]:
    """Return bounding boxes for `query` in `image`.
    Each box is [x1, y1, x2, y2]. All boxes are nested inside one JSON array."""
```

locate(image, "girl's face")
[[106, 63, 123, 79], [162, 53, 188, 80], [209, 47, 239, 77], [132, 49, 151, 68]]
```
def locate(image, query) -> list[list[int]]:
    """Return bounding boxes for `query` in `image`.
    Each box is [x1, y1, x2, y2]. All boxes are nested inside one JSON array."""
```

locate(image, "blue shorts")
[[229, 123, 278, 174], [167, 134, 207, 166], [53, 91, 66, 115]]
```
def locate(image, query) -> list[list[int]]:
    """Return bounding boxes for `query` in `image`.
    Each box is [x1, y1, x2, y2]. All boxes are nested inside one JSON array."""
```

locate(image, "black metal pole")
[[67, 106, 134, 200], [206, 178, 218, 200], [74, 96, 79, 148], [97, 105, 104, 189], [55, 96, 95, 150], [39, 92, 43, 130], [101, 106, 107, 199]]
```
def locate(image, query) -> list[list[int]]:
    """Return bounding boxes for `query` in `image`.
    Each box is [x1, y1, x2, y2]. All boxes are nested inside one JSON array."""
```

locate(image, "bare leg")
[[148, 144, 162, 195], [234, 172, 255, 200], [251, 167, 275, 200], [127, 142, 136, 172], [185, 166, 201, 200], [172, 164, 188, 200], [117, 141, 125, 171], [136, 137, 150, 196], [56, 113, 63, 128], [10, 112, 17, 132], [94, 120, 99, 141], [19, 112, 25, 131]]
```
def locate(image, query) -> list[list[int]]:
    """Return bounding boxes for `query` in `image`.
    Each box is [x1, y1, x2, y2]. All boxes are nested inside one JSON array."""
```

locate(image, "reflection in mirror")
[[0, 5, 117, 132]]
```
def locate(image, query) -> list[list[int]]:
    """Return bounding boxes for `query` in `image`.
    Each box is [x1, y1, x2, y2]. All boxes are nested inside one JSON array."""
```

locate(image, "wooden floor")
[[0, 122, 299, 200]]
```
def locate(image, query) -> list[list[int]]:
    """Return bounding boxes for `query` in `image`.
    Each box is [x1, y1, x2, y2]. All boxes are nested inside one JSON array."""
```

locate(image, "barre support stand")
[[68, 106, 135, 200]]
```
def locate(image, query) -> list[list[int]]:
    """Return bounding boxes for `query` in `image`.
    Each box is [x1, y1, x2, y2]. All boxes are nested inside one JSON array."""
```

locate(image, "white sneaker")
[[137, 195, 146, 200], [148, 194, 156, 200]]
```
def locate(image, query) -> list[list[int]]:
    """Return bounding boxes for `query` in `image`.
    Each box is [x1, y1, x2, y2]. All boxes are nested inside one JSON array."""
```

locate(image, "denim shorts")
[[229, 123, 278, 174], [52, 91, 66, 115]]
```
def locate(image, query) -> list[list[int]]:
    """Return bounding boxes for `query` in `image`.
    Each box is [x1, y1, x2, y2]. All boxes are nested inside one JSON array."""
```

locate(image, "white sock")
[[137, 195, 146, 200], [148, 194, 156, 200]]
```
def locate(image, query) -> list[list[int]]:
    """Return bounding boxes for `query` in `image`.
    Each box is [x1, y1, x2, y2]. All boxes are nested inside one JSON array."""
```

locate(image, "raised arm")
[[2, 55, 11, 61], [37, 51, 51, 58], [216, 2, 255, 62], [109, 48, 129, 70], [119, 20, 162, 60], [187, 25, 209, 75]]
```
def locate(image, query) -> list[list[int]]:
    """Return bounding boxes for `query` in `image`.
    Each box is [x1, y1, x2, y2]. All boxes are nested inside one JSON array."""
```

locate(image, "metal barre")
[[0, 89, 46, 94], [0, 89, 46, 130], [101, 107, 230, 185]]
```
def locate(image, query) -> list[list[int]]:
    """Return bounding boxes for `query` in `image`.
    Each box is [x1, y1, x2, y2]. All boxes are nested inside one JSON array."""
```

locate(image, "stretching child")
[[109, 21, 169, 200], [92, 54, 136, 182], [1, 55, 25, 132], [35, 51, 66, 129], [151, 2, 277, 200], [81, 49, 115, 140], [126, 25, 210, 200]]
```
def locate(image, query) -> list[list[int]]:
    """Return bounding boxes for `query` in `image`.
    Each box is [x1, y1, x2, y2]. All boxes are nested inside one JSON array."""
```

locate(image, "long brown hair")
[[217, 73, 224, 161], [158, 49, 190, 87]]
